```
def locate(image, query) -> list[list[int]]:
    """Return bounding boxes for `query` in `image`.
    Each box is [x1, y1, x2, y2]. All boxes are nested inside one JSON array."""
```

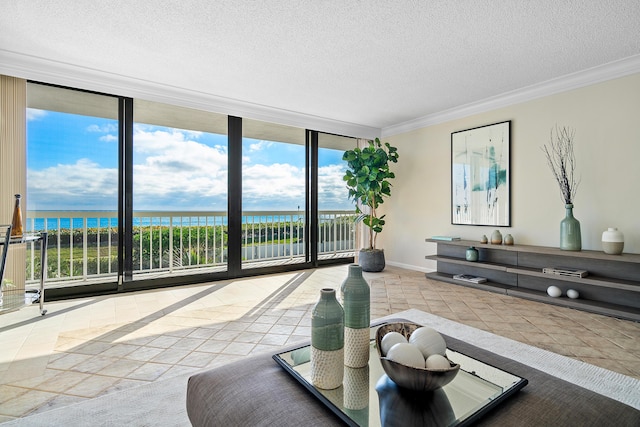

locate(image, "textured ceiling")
[[2, 1, 640, 134]]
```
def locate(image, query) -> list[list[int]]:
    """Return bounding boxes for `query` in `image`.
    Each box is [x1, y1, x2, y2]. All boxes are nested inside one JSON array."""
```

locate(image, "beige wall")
[[1, 75, 27, 290], [381, 73, 640, 272]]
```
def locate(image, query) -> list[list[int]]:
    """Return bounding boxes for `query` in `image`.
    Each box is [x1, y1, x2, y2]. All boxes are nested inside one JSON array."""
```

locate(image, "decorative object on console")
[[343, 138, 399, 272], [567, 289, 580, 299], [504, 234, 514, 245], [453, 274, 487, 284], [546, 286, 562, 298], [560, 204, 581, 251], [11, 194, 23, 237], [480, 234, 488, 244], [541, 125, 581, 251], [542, 267, 588, 278], [451, 121, 511, 226], [465, 246, 479, 262], [602, 228, 624, 255], [490, 229, 503, 244], [311, 288, 344, 389], [340, 264, 370, 368]]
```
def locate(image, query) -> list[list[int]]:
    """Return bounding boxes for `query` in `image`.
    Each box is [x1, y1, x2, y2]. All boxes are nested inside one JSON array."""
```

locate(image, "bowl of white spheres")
[[376, 322, 460, 391]]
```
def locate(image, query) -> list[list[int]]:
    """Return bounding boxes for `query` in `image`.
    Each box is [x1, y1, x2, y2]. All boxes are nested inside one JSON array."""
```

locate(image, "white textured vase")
[[602, 227, 624, 255], [310, 347, 344, 389]]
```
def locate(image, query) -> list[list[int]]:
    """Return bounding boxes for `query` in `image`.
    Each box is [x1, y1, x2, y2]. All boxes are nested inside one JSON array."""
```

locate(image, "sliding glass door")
[[318, 133, 357, 261], [241, 119, 307, 269], [26, 83, 120, 290], [132, 100, 229, 279]]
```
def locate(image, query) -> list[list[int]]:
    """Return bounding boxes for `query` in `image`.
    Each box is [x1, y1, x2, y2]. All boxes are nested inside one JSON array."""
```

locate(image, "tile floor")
[[1, 265, 639, 422]]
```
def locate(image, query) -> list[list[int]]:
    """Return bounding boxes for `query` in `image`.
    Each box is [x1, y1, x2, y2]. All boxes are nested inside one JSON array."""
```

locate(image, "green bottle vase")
[[560, 204, 581, 251], [311, 288, 344, 389], [341, 264, 371, 368]]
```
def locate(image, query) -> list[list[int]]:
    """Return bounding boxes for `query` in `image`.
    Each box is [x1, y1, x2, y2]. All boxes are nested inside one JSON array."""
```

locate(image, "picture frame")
[[451, 121, 511, 226]]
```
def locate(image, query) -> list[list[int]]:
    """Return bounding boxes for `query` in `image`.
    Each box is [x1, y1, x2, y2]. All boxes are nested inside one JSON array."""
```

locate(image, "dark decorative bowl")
[[375, 322, 460, 392]]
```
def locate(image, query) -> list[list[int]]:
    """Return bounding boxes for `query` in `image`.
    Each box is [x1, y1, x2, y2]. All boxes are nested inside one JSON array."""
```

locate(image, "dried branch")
[[541, 125, 580, 205]]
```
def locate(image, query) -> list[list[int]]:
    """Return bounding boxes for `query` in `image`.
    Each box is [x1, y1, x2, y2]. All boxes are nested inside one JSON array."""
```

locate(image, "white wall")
[[380, 73, 640, 272]]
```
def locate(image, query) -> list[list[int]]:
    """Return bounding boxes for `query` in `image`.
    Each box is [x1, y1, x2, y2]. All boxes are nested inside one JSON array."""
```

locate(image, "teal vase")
[[560, 204, 581, 251], [311, 288, 344, 389], [465, 246, 479, 262], [341, 264, 371, 368]]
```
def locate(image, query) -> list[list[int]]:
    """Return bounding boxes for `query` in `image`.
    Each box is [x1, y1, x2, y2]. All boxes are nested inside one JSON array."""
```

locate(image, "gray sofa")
[[186, 333, 639, 426]]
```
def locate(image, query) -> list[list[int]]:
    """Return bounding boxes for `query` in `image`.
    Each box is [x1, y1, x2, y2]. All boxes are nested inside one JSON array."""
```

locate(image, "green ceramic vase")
[[560, 204, 581, 251], [311, 288, 344, 389], [341, 264, 370, 329], [341, 264, 370, 368], [311, 288, 344, 351]]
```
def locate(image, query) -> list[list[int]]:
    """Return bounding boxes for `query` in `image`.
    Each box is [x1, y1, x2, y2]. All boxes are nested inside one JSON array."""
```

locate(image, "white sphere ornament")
[[567, 289, 579, 299], [380, 331, 408, 356], [602, 228, 624, 255], [425, 354, 451, 370], [386, 343, 426, 369], [409, 326, 447, 358], [547, 286, 562, 298]]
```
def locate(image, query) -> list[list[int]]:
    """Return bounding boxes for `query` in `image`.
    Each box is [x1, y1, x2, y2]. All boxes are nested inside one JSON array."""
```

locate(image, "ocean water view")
[[25, 212, 315, 231]]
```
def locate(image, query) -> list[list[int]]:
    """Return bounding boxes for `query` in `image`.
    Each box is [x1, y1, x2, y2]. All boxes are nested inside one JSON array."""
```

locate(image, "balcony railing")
[[25, 210, 356, 285]]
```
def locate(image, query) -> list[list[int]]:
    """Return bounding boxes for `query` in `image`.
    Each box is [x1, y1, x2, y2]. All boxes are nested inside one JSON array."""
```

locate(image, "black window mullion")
[[118, 97, 134, 286], [227, 116, 242, 275], [308, 130, 319, 266]]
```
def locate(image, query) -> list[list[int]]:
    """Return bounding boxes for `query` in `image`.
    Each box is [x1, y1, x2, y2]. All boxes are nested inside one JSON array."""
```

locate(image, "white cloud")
[[100, 134, 118, 142], [318, 164, 351, 209], [27, 108, 47, 121], [27, 124, 350, 212], [241, 163, 305, 210], [248, 140, 273, 152], [28, 159, 118, 210], [132, 127, 229, 209], [87, 123, 118, 133]]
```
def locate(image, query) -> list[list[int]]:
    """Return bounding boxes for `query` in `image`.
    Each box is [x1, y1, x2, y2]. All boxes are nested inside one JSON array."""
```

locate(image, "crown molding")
[[0, 49, 380, 140], [382, 54, 640, 137], [5, 48, 639, 140]]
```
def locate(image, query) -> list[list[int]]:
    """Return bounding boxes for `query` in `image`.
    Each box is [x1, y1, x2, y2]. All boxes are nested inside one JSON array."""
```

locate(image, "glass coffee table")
[[273, 321, 528, 427]]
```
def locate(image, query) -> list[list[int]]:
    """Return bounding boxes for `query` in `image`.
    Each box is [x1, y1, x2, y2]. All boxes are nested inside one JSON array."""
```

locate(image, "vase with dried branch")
[[541, 126, 581, 251]]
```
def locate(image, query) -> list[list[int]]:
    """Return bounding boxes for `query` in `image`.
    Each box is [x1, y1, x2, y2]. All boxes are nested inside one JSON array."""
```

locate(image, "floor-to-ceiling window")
[[26, 83, 120, 290], [318, 133, 357, 260], [241, 119, 307, 269], [132, 100, 228, 279], [25, 82, 355, 298]]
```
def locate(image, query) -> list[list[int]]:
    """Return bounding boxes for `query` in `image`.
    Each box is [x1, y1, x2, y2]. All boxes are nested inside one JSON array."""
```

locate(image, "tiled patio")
[[1, 265, 639, 422]]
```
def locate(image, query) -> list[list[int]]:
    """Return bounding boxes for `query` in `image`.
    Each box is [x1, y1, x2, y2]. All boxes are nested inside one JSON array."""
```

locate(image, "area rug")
[[4, 309, 639, 426]]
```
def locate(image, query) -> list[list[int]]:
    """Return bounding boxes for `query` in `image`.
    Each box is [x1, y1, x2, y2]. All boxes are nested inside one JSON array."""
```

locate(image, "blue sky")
[[26, 109, 351, 212]]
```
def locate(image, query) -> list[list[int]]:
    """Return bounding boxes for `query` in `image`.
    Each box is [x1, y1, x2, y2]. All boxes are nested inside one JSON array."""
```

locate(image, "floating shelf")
[[425, 239, 640, 322]]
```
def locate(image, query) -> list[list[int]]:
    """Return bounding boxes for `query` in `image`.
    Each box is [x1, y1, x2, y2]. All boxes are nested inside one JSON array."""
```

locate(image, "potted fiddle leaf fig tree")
[[343, 138, 399, 272]]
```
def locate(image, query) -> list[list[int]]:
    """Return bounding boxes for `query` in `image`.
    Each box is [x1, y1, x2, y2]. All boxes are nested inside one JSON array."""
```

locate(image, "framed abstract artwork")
[[451, 121, 511, 226]]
